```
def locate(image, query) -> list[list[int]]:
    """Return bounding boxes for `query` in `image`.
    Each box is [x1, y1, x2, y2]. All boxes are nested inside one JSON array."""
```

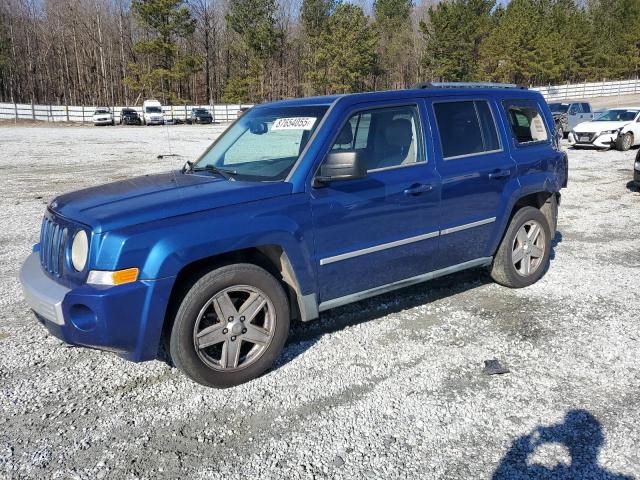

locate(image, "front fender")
[[94, 193, 316, 296]]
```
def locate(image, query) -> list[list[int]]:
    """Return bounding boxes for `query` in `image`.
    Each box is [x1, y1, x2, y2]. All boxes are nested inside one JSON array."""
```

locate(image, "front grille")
[[39, 217, 69, 277], [575, 132, 597, 143]]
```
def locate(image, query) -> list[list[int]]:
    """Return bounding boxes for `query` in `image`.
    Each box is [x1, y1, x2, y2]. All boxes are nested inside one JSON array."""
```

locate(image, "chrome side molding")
[[440, 217, 496, 236], [320, 217, 496, 266], [319, 230, 439, 266]]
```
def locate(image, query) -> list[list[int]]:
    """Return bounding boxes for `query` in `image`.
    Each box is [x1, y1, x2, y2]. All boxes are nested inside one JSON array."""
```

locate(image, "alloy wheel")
[[193, 285, 275, 371], [512, 220, 546, 276]]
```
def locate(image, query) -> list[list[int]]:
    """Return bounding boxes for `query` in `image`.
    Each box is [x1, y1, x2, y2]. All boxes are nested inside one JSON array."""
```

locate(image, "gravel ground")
[[0, 124, 639, 480]]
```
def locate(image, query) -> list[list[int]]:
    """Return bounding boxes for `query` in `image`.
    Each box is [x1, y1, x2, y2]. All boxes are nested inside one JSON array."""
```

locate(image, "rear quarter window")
[[504, 101, 549, 145]]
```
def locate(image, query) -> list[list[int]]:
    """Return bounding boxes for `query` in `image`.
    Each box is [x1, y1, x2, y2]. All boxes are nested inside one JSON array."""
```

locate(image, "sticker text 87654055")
[[271, 117, 317, 131]]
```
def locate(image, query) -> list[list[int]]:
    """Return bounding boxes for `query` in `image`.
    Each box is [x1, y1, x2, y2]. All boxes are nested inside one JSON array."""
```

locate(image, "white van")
[[142, 100, 165, 125]]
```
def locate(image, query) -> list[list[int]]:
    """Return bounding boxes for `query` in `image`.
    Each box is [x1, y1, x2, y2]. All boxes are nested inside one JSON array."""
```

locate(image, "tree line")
[[0, 0, 639, 107]]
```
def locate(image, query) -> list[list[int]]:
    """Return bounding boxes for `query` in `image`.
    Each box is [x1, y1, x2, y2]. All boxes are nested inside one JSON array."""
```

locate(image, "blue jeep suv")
[[20, 83, 567, 388]]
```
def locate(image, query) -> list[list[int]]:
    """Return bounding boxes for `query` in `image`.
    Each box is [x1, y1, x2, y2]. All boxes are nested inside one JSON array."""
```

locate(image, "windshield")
[[194, 109, 208, 114], [593, 109, 639, 122], [548, 103, 569, 113], [194, 105, 329, 181], [145, 106, 162, 113], [94, 109, 109, 114]]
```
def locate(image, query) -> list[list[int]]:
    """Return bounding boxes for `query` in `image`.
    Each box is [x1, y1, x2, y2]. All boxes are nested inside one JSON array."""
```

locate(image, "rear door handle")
[[404, 183, 433, 195], [488, 169, 511, 179]]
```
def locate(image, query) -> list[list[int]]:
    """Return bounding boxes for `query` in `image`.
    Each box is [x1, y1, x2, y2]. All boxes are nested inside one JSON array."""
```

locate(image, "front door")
[[310, 102, 441, 303]]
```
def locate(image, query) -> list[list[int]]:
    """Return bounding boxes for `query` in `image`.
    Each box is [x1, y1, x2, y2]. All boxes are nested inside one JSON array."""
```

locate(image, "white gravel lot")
[[0, 123, 639, 479]]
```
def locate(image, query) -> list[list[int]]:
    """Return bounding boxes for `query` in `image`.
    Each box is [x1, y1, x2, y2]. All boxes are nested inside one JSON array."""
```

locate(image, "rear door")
[[427, 97, 516, 269], [310, 101, 441, 303]]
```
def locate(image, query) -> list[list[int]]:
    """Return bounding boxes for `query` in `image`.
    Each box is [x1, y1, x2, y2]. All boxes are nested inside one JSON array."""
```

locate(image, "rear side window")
[[581, 103, 591, 113], [505, 101, 549, 144], [433, 100, 501, 159]]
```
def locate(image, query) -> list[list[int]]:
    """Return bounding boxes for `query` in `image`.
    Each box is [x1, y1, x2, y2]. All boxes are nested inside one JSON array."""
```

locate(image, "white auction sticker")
[[271, 117, 317, 130]]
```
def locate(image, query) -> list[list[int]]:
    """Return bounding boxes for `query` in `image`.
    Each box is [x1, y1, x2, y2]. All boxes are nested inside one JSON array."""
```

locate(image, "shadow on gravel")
[[493, 410, 633, 480], [626, 180, 638, 193], [279, 230, 565, 369], [279, 267, 492, 369], [549, 231, 563, 261]]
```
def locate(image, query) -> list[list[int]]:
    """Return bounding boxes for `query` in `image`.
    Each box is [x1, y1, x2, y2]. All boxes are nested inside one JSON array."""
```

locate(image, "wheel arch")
[[488, 188, 558, 257], [161, 244, 318, 352]]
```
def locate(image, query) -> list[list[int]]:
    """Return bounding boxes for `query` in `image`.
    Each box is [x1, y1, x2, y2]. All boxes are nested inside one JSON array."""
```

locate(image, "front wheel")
[[616, 132, 633, 151], [490, 206, 551, 288], [169, 263, 290, 388]]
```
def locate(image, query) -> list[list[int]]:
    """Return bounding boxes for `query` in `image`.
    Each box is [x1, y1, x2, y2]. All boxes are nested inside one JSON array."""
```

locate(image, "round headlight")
[[71, 230, 89, 271]]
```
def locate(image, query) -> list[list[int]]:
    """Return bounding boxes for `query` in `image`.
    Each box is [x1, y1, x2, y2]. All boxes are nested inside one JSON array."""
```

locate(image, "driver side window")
[[329, 106, 423, 172]]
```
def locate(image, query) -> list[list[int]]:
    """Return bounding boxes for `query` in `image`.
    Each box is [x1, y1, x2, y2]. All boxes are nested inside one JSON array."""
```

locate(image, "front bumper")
[[20, 252, 69, 325], [146, 117, 164, 125], [568, 131, 617, 148], [20, 252, 175, 361], [93, 118, 113, 125]]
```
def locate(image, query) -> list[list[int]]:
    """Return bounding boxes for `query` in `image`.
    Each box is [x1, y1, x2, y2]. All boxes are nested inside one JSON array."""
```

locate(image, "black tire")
[[169, 263, 290, 388], [490, 206, 551, 288], [616, 132, 633, 151]]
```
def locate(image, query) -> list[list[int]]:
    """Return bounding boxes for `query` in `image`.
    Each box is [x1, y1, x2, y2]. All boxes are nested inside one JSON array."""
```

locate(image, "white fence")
[[2, 78, 640, 123], [0, 103, 253, 124], [532, 78, 640, 101]]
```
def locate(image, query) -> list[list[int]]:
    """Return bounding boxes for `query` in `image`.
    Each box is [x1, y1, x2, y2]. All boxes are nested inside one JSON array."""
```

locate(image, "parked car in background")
[[568, 107, 640, 150], [142, 100, 164, 125], [20, 83, 567, 388], [634, 149, 640, 188], [548, 101, 594, 137], [236, 106, 249, 118], [119, 108, 142, 125], [188, 108, 213, 124], [92, 108, 114, 126]]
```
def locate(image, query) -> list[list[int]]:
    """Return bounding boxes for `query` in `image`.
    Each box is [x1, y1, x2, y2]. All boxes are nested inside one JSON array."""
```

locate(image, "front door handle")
[[404, 183, 433, 196], [488, 169, 511, 179]]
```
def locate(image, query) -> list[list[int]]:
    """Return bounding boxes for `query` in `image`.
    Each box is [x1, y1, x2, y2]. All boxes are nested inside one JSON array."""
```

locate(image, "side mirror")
[[315, 151, 366, 185]]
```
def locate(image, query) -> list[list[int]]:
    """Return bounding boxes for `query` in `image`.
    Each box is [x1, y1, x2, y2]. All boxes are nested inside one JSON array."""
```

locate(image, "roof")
[[257, 86, 541, 109]]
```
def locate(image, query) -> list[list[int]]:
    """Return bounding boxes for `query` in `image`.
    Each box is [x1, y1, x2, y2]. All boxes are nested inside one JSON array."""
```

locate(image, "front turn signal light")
[[87, 268, 139, 286]]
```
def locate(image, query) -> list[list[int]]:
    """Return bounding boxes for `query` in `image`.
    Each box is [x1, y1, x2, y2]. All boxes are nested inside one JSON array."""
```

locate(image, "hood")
[[573, 120, 629, 132], [51, 172, 292, 233]]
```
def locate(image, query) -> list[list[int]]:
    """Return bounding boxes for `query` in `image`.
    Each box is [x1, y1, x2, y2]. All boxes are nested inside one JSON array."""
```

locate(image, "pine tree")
[[300, 0, 338, 95], [223, 0, 283, 102], [420, 0, 495, 82], [125, 0, 199, 103], [588, 0, 640, 80], [324, 4, 378, 93], [373, 0, 414, 89]]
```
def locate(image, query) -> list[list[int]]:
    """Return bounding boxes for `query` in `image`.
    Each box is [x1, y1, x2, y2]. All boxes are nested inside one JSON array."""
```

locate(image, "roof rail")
[[414, 81, 527, 90]]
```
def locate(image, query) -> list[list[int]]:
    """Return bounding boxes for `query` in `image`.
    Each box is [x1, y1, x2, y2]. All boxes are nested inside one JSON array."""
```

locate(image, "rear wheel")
[[616, 132, 633, 151], [490, 207, 551, 288], [169, 263, 290, 388]]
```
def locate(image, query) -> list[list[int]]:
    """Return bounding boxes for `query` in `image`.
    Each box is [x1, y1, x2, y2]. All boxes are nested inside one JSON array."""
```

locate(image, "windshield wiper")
[[182, 161, 237, 180]]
